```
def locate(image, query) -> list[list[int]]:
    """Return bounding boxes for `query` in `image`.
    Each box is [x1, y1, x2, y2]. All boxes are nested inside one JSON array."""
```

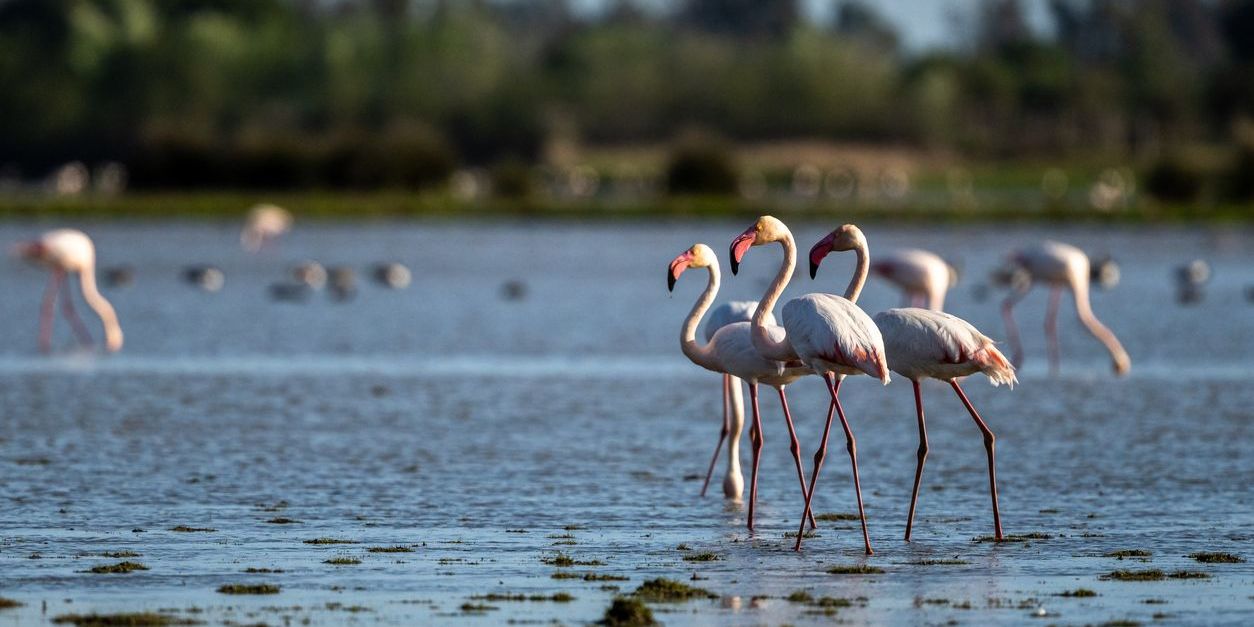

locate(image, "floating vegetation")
[[1105, 550, 1152, 559], [907, 559, 968, 565], [459, 602, 497, 613], [541, 553, 604, 567], [973, 532, 1051, 543], [783, 530, 818, 538], [1097, 621, 1141, 627], [675, 544, 691, 551], [468, 593, 575, 603], [815, 512, 860, 521], [814, 597, 853, 608], [563, 524, 585, 531], [169, 526, 215, 533], [324, 603, 371, 613], [0, 598, 22, 609], [51, 613, 198, 626], [583, 573, 629, 581], [304, 538, 358, 545], [1166, 571, 1210, 579], [1102, 569, 1164, 581], [681, 552, 720, 562], [826, 565, 885, 575], [632, 578, 716, 602], [324, 557, 361, 565], [89, 561, 149, 574], [98, 551, 141, 558], [367, 546, 413, 553], [550, 572, 580, 580], [264, 517, 301, 524], [505, 529, 527, 533], [1057, 588, 1098, 597], [786, 591, 813, 603], [216, 584, 280, 595], [1188, 552, 1243, 563], [1142, 599, 1168, 604], [243, 568, 284, 573], [600, 596, 655, 626]]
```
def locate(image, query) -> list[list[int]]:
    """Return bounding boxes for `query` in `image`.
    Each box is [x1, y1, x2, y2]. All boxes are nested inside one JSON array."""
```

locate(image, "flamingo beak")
[[10, 241, 40, 259], [809, 233, 835, 279], [729, 228, 755, 276], [668, 251, 694, 292]]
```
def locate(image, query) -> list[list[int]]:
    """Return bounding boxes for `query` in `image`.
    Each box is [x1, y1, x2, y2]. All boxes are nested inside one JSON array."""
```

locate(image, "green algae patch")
[[1058, 588, 1098, 597], [98, 551, 141, 558], [681, 552, 721, 562], [550, 572, 580, 580], [632, 578, 716, 602], [243, 568, 284, 573], [304, 538, 358, 545], [600, 597, 656, 626], [1188, 552, 1243, 563], [169, 526, 215, 533], [324, 557, 362, 565], [826, 564, 885, 575], [89, 561, 149, 574], [264, 517, 301, 524], [1102, 569, 1165, 581], [815, 512, 860, 521], [1105, 550, 1152, 559], [0, 598, 22, 609], [51, 613, 199, 626], [217, 584, 280, 595], [541, 552, 604, 567], [786, 590, 813, 603], [973, 532, 1051, 543], [907, 559, 968, 565], [367, 546, 413, 553], [582, 572, 629, 581], [1166, 571, 1210, 579], [459, 602, 497, 613]]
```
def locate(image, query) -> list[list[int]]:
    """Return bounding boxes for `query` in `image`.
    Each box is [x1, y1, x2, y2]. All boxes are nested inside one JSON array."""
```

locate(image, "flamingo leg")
[[38, 270, 64, 353], [904, 380, 929, 541], [950, 380, 1004, 540], [700, 374, 733, 498], [60, 275, 94, 346], [775, 386, 818, 530], [746, 382, 764, 532], [1001, 285, 1030, 368], [795, 375, 872, 554], [1045, 286, 1061, 376]]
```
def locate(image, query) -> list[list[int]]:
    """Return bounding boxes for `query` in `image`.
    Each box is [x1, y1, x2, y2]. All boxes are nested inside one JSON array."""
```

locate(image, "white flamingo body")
[[782, 293, 888, 380], [13, 229, 123, 352], [241, 204, 293, 252], [871, 249, 954, 311], [1003, 240, 1129, 375], [870, 307, 1015, 541], [706, 301, 773, 342]]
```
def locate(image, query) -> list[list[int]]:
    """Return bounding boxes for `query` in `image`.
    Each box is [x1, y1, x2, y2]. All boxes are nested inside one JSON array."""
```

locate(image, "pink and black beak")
[[9, 240, 43, 260], [668, 250, 694, 292], [808, 232, 836, 279], [728, 227, 755, 276]]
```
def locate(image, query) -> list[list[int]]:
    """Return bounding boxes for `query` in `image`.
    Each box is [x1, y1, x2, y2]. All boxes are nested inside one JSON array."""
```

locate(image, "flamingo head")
[[808, 224, 865, 279], [10, 240, 47, 262], [668, 244, 716, 292], [729, 215, 788, 275]]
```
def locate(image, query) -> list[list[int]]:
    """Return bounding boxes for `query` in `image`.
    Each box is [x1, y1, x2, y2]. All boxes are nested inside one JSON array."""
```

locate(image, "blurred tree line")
[[3, 0, 1254, 193]]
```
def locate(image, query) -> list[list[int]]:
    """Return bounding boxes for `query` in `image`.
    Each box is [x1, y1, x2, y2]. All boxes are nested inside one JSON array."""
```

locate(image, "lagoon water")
[[0, 220, 1251, 625]]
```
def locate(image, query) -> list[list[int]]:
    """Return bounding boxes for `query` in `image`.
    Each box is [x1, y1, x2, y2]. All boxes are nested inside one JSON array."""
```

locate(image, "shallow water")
[[0, 221, 1251, 625]]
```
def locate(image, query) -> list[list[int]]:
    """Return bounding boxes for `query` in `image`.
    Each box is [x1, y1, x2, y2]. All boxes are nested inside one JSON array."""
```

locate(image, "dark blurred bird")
[[183, 266, 225, 292], [501, 279, 527, 301], [1090, 255, 1120, 290], [1175, 259, 1210, 305], [269, 282, 311, 302], [329, 266, 356, 301], [292, 261, 326, 290], [372, 262, 411, 289], [103, 265, 135, 288]]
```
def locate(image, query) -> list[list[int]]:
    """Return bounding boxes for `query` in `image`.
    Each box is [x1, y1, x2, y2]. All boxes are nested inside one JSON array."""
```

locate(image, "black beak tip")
[[809, 260, 818, 280], [730, 259, 739, 276], [667, 272, 676, 292]]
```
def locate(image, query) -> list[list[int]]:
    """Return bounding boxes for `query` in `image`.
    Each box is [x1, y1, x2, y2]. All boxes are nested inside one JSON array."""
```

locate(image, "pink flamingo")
[[731, 218, 889, 553], [12, 229, 123, 353], [668, 244, 818, 531], [867, 307, 1016, 542], [1002, 241, 1130, 376], [870, 249, 957, 311], [241, 204, 293, 252]]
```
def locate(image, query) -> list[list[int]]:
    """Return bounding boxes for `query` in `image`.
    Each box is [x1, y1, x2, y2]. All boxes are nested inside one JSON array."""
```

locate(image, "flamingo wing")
[[781, 293, 889, 382]]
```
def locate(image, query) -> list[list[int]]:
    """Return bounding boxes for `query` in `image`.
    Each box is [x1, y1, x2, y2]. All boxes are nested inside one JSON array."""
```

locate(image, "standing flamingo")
[[870, 249, 957, 311], [699, 301, 776, 500], [241, 204, 293, 252], [12, 229, 124, 353], [1002, 241, 1129, 376], [730, 218, 889, 553], [668, 244, 818, 531]]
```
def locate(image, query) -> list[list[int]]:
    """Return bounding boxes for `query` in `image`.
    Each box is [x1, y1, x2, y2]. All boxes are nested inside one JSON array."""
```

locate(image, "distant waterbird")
[[1090, 255, 1121, 290], [869, 248, 958, 310], [1002, 241, 1129, 376], [372, 263, 412, 289], [292, 261, 327, 290], [1175, 259, 1210, 305], [328, 266, 356, 301], [103, 265, 135, 288], [12, 229, 123, 353], [241, 204, 293, 253], [269, 282, 312, 302], [183, 266, 225, 292], [500, 279, 528, 301]]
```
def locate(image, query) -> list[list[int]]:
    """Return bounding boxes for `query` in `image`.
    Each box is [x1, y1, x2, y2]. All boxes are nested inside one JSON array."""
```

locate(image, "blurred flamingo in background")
[[731, 218, 889, 553], [12, 229, 123, 353], [870, 248, 957, 311], [1002, 241, 1129, 376], [669, 244, 818, 531], [241, 203, 293, 252]]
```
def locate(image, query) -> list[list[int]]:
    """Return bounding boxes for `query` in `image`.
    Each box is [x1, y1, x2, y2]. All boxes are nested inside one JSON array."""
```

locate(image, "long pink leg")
[[700, 374, 732, 497], [38, 270, 63, 353], [950, 380, 1003, 540], [746, 382, 764, 532], [1045, 286, 1061, 376], [904, 380, 929, 541], [775, 386, 818, 530], [1001, 285, 1030, 368], [795, 375, 872, 554], [60, 277, 94, 346]]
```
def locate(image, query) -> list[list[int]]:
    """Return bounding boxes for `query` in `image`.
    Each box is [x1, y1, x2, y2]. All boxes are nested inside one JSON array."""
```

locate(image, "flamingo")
[[12, 229, 123, 353], [730, 218, 889, 553], [870, 249, 957, 311], [668, 244, 819, 531], [1002, 241, 1130, 376], [241, 204, 293, 252]]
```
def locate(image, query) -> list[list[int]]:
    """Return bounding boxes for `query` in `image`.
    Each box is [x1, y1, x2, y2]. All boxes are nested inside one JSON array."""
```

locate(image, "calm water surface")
[[0, 221, 1251, 625]]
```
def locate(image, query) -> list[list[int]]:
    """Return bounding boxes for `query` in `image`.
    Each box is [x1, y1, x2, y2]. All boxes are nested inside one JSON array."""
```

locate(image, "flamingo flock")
[[670, 216, 1132, 553]]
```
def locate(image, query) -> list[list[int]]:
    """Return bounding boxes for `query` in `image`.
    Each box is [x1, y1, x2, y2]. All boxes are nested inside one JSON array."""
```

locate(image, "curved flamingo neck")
[[1071, 278, 1129, 372], [751, 232, 797, 361], [844, 238, 870, 303], [680, 263, 721, 372], [78, 265, 123, 351]]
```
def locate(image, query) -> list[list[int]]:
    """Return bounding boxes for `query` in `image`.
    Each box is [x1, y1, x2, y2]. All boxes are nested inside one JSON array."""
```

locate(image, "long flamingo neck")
[[680, 264, 721, 371], [1071, 278, 1128, 372], [844, 239, 870, 302], [78, 266, 123, 351], [752, 233, 796, 359]]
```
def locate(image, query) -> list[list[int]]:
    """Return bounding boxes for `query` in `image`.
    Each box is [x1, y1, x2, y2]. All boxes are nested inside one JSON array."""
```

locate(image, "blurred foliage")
[[2, 0, 1254, 192], [665, 131, 739, 195], [1143, 155, 1205, 203]]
